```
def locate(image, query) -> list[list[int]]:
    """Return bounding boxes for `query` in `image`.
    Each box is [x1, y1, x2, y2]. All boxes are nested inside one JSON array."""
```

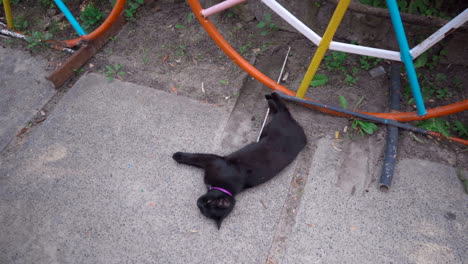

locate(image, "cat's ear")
[[215, 198, 231, 209], [215, 218, 223, 229]]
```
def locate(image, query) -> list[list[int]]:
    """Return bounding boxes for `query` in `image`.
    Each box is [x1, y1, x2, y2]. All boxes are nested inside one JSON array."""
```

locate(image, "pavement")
[[1, 48, 467, 264], [0, 47, 56, 151]]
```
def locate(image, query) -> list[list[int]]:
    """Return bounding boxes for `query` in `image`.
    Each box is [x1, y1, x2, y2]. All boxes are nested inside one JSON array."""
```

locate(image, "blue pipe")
[[386, 0, 427, 116], [54, 0, 87, 36]]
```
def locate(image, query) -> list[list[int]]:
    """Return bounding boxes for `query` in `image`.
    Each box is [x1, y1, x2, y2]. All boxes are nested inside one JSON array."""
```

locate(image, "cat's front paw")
[[172, 152, 185, 163]]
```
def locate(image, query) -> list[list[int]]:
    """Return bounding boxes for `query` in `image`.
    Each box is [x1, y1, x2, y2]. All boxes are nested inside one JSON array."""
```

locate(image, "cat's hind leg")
[[172, 152, 221, 168], [270, 92, 288, 111]]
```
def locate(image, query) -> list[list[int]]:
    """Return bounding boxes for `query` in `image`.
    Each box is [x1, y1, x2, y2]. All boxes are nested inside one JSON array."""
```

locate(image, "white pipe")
[[410, 8, 468, 59], [201, 0, 247, 18], [261, 0, 321, 45], [262, 0, 402, 61], [330, 41, 401, 61]]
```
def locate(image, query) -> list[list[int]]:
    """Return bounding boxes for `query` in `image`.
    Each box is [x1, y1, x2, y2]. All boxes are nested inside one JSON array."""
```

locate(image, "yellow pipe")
[[3, 0, 14, 29], [296, 0, 350, 98]]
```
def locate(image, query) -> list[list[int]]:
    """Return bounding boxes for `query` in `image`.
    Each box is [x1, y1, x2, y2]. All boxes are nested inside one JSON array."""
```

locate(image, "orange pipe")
[[64, 0, 126, 47], [187, 0, 468, 122]]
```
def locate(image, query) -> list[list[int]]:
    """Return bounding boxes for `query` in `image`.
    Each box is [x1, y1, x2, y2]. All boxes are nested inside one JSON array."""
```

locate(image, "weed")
[[414, 49, 447, 70], [175, 24, 185, 29], [220, 80, 229, 85], [310, 74, 329, 87], [48, 20, 62, 35], [344, 73, 359, 86], [239, 41, 252, 54], [80, 4, 105, 31], [359, 55, 382, 70], [14, 16, 28, 31], [256, 13, 278, 36], [25, 31, 52, 49], [340, 96, 379, 136], [105, 64, 125, 81], [324, 51, 347, 72], [260, 42, 272, 52], [187, 12, 195, 24], [416, 118, 450, 137], [40, 0, 55, 8], [125, 0, 144, 21], [73, 68, 84, 75], [339, 95, 348, 109], [453, 121, 468, 139], [352, 119, 379, 136]]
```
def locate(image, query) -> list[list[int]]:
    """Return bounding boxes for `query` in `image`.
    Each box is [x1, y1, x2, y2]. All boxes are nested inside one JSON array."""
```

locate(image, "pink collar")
[[210, 187, 233, 197]]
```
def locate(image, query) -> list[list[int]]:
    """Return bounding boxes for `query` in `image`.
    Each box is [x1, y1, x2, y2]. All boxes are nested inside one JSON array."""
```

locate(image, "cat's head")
[[197, 190, 235, 229]]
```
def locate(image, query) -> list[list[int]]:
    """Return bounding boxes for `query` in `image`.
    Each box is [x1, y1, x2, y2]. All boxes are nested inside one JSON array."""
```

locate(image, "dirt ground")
[[1, 0, 467, 170]]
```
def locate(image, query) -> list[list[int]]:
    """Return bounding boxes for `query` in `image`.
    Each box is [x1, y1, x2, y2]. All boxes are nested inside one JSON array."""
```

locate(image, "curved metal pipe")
[[186, 0, 468, 122]]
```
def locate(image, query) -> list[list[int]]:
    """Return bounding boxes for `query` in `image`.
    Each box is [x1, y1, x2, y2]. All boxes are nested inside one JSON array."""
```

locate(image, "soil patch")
[[1, 0, 467, 171]]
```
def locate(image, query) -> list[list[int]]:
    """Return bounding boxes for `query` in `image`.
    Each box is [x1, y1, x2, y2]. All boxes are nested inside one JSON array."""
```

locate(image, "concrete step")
[[0, 72, 301, 264], [281, 138, 468, 264]]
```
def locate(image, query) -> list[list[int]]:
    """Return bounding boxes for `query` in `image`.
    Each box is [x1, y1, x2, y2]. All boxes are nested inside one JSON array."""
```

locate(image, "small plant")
[[309, 73, 329, 87], [453, 121, 468, 139], [125, 0, 144, 21], [260, 42, 272, 52], [359, 55, 382, 70], [13, 16, 29, 31], [344, 68, 360, 86], [239, 41, 252, 54], [40, 0, 55, 8], [414, 49, 447, 70], [175, 24, 185, 29], [340, 96, 378, 136], [80, 4, 105, 31], [25, 31, 53, 49], [416, 118, 451, 137], [220, 80, 228, 85], [324, 51, 347, 72], [105, 64, 125, 81], [73, 68, 84, 75], [187, 12, 195, 24], [256, 13, 278, 36], [352, 119, 379, 136]]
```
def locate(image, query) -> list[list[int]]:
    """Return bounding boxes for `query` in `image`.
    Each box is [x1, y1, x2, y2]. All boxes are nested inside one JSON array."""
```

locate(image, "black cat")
[[172, 92, 307, 229]]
